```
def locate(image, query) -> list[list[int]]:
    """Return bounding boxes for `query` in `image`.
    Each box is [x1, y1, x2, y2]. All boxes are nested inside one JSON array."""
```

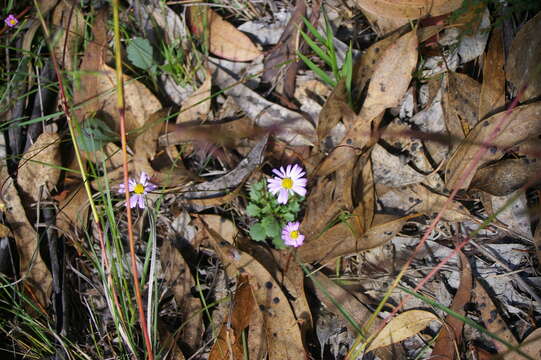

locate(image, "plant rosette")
[[246, 165, 307, 249]]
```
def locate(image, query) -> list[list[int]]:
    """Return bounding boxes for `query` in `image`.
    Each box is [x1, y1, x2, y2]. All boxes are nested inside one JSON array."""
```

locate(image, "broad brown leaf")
[[201, 221, 306, 359], [0, 137, 52, 307], [17, 132, 61, 202], [189, 6, 261, 62], [445, 102, 541, 190], [506, 11, 541, 102]]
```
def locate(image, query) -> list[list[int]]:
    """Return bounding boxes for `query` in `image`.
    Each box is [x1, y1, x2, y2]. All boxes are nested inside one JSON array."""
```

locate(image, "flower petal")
[[140, 172, 149, 186], [137, 195, 145, 209], [292, 185, 307, 197], [128, 179, 137, 192], [129, 195, 139, 208], [277, 188, 289, 204]]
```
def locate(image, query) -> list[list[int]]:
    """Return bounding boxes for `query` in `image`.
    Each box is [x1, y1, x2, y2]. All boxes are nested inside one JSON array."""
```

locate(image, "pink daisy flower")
[[118, 172, 157, 209], [4, 14, 18, 28], [282, 221, 304, 247], [267, 164, 307, 204]]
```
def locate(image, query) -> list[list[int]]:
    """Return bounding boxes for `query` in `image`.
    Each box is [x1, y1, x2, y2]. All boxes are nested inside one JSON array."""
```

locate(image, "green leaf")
[[302, 17, 327, 45], [272, 235, 286, 249], [249, 223, 267, 242], [262, 216, 281, 238], [282, 212, 295, 222], [127, 37, 154, 70], [297, 51, 336, 87], [300, 29, 333, 66], [246, 204, 261, 217], [76, 117, 118, 152]]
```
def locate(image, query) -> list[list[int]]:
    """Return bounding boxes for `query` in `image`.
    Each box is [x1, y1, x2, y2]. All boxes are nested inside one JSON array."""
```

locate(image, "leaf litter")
[[1, 1, 541, 359]]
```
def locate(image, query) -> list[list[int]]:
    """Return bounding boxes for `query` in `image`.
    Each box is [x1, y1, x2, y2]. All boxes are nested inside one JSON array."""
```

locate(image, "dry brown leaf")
[[301, 162, 354, 242], [0, 137, 52, 307], [506, 11, 541, 102], [210, 61, 316, 146], [209, 274, 255, 360], [189, 6, 262, 62], [0, 223, 12, 238], [308, 272, 404, 360], [158, 321, 186, 360], [201, 221, 306, 359], [406, 184, 469, 222], [479, 27, 505, 119], [359, 30, 419, 122], [298, 213, 412, 264], [318, 30, 418, 177], [504, 328, 541, 360], [51, 1, 85, 72], [367, 309, 440, 352], [445, 102, 541, 190], [181, 135, 267, 207], [443, 72, 481, 144], [160, 239, 203, 352], [354, 0, 462, 35], [471, 159, 541, 196], [431, 252, 472, 359], [73, 10, 161, 139], [176, 71, 211, 124], [472, 279, 518, 353], [17, 132, 61, 202]]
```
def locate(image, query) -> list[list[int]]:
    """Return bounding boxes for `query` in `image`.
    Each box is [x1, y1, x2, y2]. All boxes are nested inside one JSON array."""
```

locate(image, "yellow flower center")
[[281, 177, 293, 189], [8, 19, 16, 25], [290, 230, 299, 239], [134, 183, 145, 194]]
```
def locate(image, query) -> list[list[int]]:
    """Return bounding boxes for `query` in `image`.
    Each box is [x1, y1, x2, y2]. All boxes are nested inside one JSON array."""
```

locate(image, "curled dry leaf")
[[354, 0, 462, 35], [189, 6, 262, 62], [210, 61, 316, 146], [17, 132, 61, 202], [181, 134, 267, 205], [471, 159, 541, 196], [431, 252, 472, 359], [445, 102, 541, 191], [366, 309, 440, 352], [0, 137, 52, 307], [506, 11, 541, 102], [201, 220, 306, 359]]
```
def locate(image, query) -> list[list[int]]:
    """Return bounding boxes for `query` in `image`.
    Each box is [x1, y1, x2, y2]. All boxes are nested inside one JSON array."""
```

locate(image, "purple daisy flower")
[[267, 164, 307, 204], [4, 14, 18, 28], [118, 172, 157, 209], [282, 221, 304, 247]]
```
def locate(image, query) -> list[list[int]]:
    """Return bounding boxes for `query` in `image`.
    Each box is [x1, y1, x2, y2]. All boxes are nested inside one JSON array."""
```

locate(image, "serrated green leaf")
[[272, 235, 286, 249], [127, 37, 154, 70], [262, 216, 281, 238], [249, 223, 267, 242], [246, 204, 261, 217], [282, 212, 295, 222]]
